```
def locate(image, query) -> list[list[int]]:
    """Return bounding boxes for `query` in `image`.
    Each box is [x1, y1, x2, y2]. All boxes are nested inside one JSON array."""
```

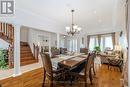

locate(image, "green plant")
[[94, 46, 101, 53], [0, 50, 8, 69]]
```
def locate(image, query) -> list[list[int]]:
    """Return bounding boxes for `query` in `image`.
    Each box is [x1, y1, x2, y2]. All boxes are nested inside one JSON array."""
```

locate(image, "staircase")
[[0, 22, 14, 45], [0, 22, 39, 67], [20, 42, 38, 66]]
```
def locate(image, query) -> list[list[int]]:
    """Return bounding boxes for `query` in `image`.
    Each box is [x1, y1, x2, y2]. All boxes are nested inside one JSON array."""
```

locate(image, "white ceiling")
[[16, 0, 125, 34]]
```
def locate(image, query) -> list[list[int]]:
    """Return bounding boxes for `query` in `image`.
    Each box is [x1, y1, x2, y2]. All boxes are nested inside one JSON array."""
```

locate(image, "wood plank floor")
[[0, 64, 121, 87], [44, 64, 122, 87]]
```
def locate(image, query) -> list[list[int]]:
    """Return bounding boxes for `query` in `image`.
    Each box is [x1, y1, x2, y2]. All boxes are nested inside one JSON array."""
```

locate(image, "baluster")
[[10, 25, 12, 39], [4, 23, 7, 36], [11, 26, 14, 45], [36, 45, 38, 61], [33, 43, 35, 58], [37, 45, 39, 61], [8, 45, 13, 68], [1, 23, 3, 33], [3, 23, 5, 35], [12, 26, 14, 39], [0, 23, 2, 32], [6, 24, 9, 38], [5, 23, 8, 37], [8, 24, 11, 39]]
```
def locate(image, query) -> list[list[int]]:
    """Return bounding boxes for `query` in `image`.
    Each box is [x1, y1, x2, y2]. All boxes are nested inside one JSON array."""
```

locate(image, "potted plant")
[[0, 49, 8, 69], [94, 46, 101, 54]]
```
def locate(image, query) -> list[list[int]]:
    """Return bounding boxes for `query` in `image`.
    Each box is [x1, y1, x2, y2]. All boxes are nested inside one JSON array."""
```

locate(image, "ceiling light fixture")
[[65, 10, 81, 36]]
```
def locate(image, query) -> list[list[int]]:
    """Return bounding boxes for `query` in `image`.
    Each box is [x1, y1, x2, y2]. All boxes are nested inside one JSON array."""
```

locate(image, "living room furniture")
[[51, 47, 60, 58], [108, 58, 123, 72], [100, 53, 116, 64], [80, 48, 88, 54], [40, 53, 65, 87], [60, 48, 67, 54]]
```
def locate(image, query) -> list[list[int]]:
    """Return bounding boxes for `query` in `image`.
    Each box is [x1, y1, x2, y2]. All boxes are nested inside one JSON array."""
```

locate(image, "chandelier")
[[65, 10, 81, 36]]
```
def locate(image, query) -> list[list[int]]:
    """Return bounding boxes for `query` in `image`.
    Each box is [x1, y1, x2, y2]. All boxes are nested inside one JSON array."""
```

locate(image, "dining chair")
[[71, 53, 94, 87], [91, 51, 96, 75], [80, 48, 88, 54], [40, 53, 65, 87]]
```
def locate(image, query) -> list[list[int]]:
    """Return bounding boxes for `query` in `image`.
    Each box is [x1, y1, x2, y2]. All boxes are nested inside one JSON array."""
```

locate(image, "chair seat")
[[79, 69, 85, 76]]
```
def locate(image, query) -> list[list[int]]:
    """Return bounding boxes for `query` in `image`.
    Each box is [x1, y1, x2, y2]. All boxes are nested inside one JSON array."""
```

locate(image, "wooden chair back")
[[40, 53, 53, 77], [80, 48, 88, 54], [84, 53, 94, 76]]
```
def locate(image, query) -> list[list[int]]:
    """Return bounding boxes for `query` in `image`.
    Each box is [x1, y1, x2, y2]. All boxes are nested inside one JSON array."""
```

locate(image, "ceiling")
[[16, 0, 125, 34]]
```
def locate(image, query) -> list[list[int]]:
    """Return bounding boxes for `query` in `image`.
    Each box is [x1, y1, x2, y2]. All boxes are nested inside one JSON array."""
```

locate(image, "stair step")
[[21, 47, 31, 50], [21, 53, 33, 58], [21, 57, 35, 62], [20, 42, 28, 46], [20, 60, 38, 66], [21, 51, 32, 54], [20, 41, 38, 66]]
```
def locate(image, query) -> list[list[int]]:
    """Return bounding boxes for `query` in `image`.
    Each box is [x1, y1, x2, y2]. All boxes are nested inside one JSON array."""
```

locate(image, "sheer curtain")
[[89, 34, 114, 51], [89, 36, 98, 51], [100, 35, 113, 51]]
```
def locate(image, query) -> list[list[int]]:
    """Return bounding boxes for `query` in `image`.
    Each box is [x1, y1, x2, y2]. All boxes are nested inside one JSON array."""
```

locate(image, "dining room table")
[[51, 53, 88, 69], [51, 53, 89, 83]]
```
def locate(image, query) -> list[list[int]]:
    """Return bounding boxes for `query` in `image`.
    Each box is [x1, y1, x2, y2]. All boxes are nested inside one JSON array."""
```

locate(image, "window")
[[104, 36, 113, 49], [100, 35, 113, 51], [89, 34, 113, 51], [67, 39, 78, 52], [73, 39, 77, 52], [89, 36, 98, 51]]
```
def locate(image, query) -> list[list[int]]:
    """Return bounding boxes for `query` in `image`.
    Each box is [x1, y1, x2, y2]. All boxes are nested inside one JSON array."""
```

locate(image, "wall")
[[27, 28, 57, 53], [20, 27, 29, 42], [51, 33, 57, 47], [60, 35, 68, 48]]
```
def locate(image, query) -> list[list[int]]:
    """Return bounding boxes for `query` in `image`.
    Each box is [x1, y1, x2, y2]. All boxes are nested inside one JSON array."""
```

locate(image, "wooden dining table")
[[51, 53, 88, 70], [51, 53, 88, 84], [59, 56, 88, 69]]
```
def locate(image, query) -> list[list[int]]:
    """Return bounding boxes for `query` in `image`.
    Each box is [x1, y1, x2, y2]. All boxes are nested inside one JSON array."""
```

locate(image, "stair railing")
[[0, 22, 14, 44], [33, 43, 39, 61], [0, 22, 14, 68]]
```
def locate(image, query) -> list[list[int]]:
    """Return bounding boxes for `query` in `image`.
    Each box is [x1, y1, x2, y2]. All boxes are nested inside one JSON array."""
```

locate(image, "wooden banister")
[[0, 22, 14, 68], [0, 22, 14, 45], [33, 43, 39, 61]]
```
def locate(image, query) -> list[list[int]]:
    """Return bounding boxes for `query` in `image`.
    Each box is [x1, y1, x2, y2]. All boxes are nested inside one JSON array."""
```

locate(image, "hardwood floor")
[[0, 64, 121, 87], [44, 64, 122, 87]]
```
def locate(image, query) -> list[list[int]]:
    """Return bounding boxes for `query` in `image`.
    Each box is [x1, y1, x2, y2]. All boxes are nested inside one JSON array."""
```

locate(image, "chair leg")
[[42, 71, 46, 87], [119, 66, 122, 72], [84, 77, 87, 87], [108, 64, 109, 70], [89, 69, 93, 85], [50, 80, 53, 87], [42, 75, 46, 87], [92, 63, 96, 75]]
